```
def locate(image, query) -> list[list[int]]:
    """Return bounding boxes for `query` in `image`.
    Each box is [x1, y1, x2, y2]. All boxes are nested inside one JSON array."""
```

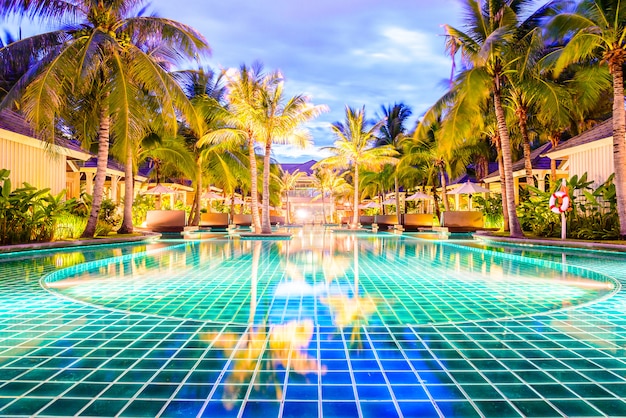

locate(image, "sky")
[[152, 0, 464, 163], [7, 0, 464, 163]]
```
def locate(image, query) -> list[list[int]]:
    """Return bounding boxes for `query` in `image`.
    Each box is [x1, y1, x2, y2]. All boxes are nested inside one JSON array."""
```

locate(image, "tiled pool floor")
[[0, 231, 625, 417]]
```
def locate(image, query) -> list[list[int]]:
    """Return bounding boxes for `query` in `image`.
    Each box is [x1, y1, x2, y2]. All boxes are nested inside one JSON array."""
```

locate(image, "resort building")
[[0, 109, 91, 197], [483, 142, 567, 203], [544, 118, 615, 188]]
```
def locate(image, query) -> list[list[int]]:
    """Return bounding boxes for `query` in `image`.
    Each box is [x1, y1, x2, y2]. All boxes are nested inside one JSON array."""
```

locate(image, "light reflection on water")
[[47, 226, 615, 328]]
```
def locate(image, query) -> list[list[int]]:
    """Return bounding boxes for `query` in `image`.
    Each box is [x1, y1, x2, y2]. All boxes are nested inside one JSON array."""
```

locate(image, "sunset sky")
[[9, 0, 464, 163]]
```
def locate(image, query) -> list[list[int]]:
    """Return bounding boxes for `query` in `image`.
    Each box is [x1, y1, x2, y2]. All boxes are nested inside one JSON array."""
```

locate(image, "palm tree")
[[277, 169, 304, 225], [548, 1, 626, 236], [319, 106, 398, 227], [0, 0, 209, 237], [311, 167, 350, 224], [225, 65, 327, 234], [376, 103, 412, 220], [442, 0, 553, 238]]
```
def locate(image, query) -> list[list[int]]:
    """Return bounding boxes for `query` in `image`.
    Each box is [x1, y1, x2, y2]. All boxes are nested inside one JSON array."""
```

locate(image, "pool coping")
[[0, 232, 162, 254], [473, 230, 626, 252]]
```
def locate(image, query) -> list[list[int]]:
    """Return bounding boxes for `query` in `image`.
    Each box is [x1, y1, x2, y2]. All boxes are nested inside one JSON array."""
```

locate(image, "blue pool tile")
[[322, 401, 359, 418], [360, 401, 399, 418], [160, 400, 205, 417]]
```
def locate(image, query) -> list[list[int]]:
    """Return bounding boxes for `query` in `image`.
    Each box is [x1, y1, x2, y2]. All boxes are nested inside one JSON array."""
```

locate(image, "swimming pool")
[[0, 227, 625, 417]]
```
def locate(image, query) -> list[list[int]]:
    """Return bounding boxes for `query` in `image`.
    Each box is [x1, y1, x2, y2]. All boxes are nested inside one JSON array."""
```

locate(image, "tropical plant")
[[376, 103, 412, 218], [319, 106, 398, 227], [277, 169, 304, 224], [547, 0, 626, 238], [225, 65, 327, 233], [0, 0, 210, 237], [441, 0, 559, 237], [0, 169, 78, 244]]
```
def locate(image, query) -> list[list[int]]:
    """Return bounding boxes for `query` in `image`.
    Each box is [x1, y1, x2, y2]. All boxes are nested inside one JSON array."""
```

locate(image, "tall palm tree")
[[0, 0, 209, 237], [277, 169, 304, 225], [376, 103, 412, 220], [442, 0, 553, 238], [311, 166, 350, 224], [319, 106, 398, 227]]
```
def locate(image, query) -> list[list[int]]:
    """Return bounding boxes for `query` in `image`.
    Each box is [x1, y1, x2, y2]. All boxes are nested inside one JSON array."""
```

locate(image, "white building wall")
[[568, 143, 614, 188], [0, 136, 66, 195]]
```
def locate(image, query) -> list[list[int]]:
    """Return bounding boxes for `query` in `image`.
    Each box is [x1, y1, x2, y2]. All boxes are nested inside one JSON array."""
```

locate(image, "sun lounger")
[[233, 214, 253, 227], [438, 211, 484, 232], [145, 210, 186, 232], [199, 213, 229, 229], [375, 215, 399, 229], [403, 214, 436, 231], [358, 216, 375, 226]]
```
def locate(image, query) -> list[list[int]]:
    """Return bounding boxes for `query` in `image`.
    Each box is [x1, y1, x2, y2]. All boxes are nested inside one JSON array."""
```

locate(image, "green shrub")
[[0, 169, 79, 244], [54, 213, 88, 240], [131, 194, 155, 226], [473, 194, 503, 229], [517, 174, 620, 240]]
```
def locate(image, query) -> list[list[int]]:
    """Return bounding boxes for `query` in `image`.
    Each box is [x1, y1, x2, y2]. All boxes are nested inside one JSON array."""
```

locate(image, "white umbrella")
[[359, 201, 379, 209], [202, 191, 225, 200], [382, 198, 396, 205], [224, 197, 245, 205], [144, 183, 175, 194], [448, 181, 491, 195], [406, 191, 433, 201]]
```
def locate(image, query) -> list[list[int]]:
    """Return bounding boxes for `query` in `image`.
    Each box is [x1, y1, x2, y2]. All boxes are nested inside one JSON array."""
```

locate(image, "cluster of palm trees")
[[3, 0, 626, 239], [421, 0, 626, 239], [0, 0, 325, 237]]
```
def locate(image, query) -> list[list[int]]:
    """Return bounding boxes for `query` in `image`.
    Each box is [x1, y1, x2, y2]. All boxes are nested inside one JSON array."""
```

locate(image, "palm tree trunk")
[[261, 140, 272, 234], [549, 134, 560, 184], [493, 78, 523, 237], [497, 146, 510, 232], [82, 101, 110, 238], [285, 193, 290, 224], [118, 140, 134, 234], [439, 166, 450, 212], [394, 174, 401, 223], [610, 60, 626, 238], [320, 188, 327, 224], [191, 158, 202, 226], [351, 166, 359, 227], [248, 136, 261, 231], [518, 110, 535, 188]]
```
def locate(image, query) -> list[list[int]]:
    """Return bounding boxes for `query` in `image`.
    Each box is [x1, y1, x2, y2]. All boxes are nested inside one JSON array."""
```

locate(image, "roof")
[[548, 118, 613, 155], [281, 159, 317, 175], [0, 108, 89, 158], [485, 142, 559, 180]]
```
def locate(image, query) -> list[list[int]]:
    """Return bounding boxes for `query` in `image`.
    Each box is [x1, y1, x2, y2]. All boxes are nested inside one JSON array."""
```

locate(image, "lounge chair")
[[358, 216, 375, 226], [375, 215, 399, 230], [403, 214, 436, 231], [145, 210, 186, 232], [438, 211, 484, 232], [233, 214, 253, 227], [199, 213, 229, 229]]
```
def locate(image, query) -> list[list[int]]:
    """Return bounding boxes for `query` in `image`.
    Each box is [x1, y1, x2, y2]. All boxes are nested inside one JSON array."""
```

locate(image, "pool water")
[[0, 227, 625, 417]]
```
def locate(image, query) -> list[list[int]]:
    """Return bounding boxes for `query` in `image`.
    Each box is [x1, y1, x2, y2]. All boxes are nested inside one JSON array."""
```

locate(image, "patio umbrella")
[[382, 198, 396, 205], [201, 191, 225, 200], [406, 191, 433, 200], [224, 197, 245, 205], [448, 181, 491, 195], [359, 201, 379, 209], [144, 184, 176, 210], [144, 183, 175, 194], [448, 181, 491, 211]]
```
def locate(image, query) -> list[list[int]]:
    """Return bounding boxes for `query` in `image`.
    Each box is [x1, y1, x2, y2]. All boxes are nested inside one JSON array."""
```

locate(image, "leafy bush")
[[473, 194, 503, 229], [517, 173, 620, 240], [132, 194, 155, 226], [0, 169, 79, 244], [97, 198, 121, 235], [54, 212, 88, 239]]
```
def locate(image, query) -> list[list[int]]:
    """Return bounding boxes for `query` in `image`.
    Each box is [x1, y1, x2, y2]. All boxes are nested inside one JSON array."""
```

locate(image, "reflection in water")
[[202, 239, 326, 409]]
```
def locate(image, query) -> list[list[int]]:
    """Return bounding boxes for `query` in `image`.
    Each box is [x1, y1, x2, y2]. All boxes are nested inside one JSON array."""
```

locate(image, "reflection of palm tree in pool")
[[200, 240, 324, 410], [320, 239, 378, 348]]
